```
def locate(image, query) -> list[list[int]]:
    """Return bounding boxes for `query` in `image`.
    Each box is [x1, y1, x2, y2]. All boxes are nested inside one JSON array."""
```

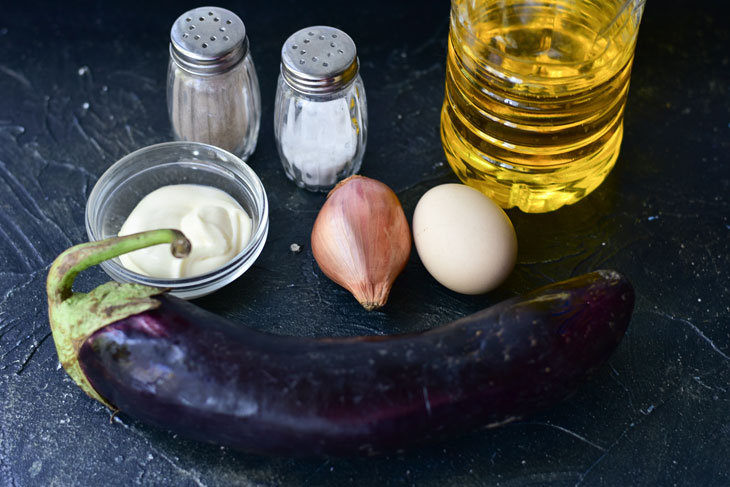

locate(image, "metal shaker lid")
[[170, 6, 248, 75], [280, 26, 359, 95]]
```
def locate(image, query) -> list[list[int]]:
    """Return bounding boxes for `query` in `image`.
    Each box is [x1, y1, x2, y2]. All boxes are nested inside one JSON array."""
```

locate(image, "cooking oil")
[[441, 0, 645, 212]]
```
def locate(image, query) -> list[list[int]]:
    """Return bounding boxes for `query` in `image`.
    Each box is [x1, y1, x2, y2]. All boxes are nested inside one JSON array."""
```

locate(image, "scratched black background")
[[1, 1, 729, 486]]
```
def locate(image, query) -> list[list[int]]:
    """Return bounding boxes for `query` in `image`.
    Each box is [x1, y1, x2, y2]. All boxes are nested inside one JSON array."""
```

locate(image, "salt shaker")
[[274, 26, 367, 191], [167, 7, 261, 160]]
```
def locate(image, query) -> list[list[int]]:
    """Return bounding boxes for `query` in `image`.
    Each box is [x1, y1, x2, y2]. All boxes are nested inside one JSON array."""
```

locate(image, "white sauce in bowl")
[[118, 184, 252, 278]]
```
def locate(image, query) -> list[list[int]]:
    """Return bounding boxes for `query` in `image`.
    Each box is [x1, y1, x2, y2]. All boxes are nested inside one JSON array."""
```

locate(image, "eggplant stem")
[[46, 229, 190, 409], [48, 229, 190, 303]]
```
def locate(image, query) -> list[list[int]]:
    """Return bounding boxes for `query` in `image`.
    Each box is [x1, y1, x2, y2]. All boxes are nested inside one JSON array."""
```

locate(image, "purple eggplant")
[[48, 229, 634, 456]]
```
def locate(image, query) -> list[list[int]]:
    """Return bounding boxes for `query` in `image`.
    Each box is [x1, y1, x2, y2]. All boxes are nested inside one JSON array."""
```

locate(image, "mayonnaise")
[[118, 184, 252, 278]]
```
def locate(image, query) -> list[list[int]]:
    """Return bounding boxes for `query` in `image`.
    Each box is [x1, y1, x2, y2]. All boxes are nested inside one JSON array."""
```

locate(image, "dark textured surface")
[[0, 1, 728, 486]]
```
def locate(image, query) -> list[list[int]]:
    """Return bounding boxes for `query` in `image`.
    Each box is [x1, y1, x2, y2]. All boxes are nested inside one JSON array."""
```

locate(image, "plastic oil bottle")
[[441, 0, 646, 212]]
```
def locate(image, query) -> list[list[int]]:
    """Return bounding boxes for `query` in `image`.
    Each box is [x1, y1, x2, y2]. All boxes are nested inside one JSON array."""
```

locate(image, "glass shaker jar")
[[274, 26, 367, 192], [167, 6, 261, 160]]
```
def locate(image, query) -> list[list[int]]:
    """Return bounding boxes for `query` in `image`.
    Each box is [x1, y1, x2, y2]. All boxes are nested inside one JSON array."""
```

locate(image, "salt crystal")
[[280, 97, 357, 188]]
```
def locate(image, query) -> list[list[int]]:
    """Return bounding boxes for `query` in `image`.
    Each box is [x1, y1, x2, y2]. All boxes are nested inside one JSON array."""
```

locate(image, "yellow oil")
[[441, 0, 643, 212]]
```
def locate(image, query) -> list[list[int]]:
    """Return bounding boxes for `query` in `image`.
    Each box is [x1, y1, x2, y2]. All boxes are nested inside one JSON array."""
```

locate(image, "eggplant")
[[48, 229, 634, 456]]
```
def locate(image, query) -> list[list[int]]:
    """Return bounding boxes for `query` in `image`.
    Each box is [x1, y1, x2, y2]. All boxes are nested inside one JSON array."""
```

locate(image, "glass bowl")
[[85, 141, 269, 299]]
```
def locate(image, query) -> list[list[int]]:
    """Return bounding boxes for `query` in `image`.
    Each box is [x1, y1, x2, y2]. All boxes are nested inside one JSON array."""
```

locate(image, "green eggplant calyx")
[[46, 229, 191, 408]]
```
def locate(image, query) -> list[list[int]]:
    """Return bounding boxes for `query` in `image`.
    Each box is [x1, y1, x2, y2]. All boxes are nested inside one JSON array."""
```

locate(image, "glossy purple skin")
[[78, 270, 634, 456]]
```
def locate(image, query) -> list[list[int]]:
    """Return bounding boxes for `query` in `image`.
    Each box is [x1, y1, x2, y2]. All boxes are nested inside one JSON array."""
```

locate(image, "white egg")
[[412, 184, 517, 294]]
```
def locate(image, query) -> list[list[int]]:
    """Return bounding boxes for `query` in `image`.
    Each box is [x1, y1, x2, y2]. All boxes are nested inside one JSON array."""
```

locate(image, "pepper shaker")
[[274, 26, 367, 191], [167, 7, 261, 160]]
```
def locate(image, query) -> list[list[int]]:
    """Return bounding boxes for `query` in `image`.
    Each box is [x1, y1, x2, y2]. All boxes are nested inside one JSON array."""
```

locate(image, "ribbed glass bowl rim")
[[84, 141, 269, 298]]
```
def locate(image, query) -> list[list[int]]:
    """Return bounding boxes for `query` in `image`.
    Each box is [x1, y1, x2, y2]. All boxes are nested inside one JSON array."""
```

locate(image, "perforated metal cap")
[[170, 6, 248, 75], [280, 26, 358, 95]]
